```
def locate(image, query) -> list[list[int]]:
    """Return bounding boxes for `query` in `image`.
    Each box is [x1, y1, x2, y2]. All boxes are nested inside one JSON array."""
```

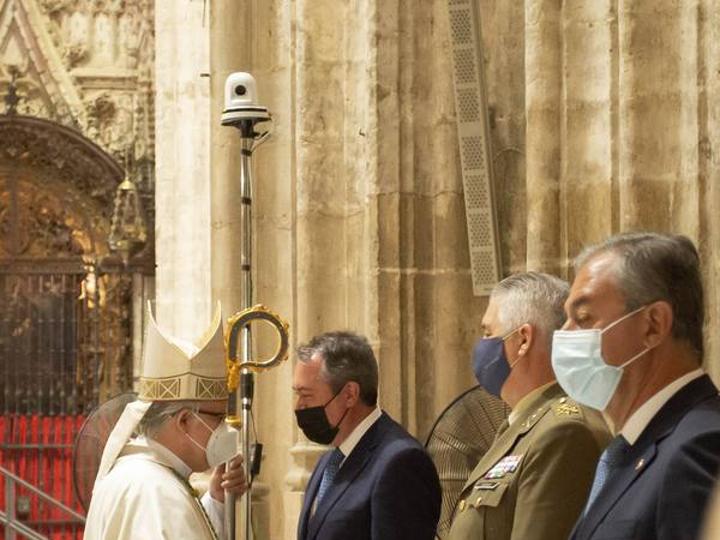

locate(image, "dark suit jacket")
[[297, 411, 441, 540], [570, 374, 720, 540]]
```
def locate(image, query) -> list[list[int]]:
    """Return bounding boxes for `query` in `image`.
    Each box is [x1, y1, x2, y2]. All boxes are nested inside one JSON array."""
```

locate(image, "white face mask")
[[551, 306, 654, 411], [185, 412, 238, 468]]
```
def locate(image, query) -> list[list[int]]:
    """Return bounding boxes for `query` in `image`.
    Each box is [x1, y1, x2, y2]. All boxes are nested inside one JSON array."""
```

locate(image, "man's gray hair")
[[297, 331, 379, 407], [136, 400, 200, 438], [574, 232, 703, 358], [490, 272, 570, 347]]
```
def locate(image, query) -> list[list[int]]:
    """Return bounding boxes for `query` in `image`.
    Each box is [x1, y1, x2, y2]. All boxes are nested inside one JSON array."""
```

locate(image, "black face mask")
[[294, 387, 349, 445]]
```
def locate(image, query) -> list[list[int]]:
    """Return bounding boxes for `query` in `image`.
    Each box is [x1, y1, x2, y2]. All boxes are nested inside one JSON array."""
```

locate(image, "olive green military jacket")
[[447, 383, 610, 540]]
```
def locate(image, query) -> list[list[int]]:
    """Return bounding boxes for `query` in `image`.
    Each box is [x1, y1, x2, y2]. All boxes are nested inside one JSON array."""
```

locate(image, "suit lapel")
[[576, 375, 718, 539], [298, 452, 330, 540], [576, 441, 657, 539], [462, 384, 563, 491], [305, 414, 388, 540]]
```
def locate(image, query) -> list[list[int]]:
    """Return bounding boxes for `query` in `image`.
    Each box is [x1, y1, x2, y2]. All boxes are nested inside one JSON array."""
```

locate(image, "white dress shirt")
[[310, 406, 383, 516], [339, 406, 383, 466], [621, 368, 704, 445]]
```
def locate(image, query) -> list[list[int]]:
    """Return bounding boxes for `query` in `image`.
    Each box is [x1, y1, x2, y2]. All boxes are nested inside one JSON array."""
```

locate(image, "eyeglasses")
[[196, 410, 227, 423]]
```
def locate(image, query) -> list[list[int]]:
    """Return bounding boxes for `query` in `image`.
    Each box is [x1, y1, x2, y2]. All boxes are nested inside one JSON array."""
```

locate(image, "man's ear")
[[516, 323, 534, 356], [644, 301, 673, 348], [173, 408, 192, 431], [344, 382, 360, 407]]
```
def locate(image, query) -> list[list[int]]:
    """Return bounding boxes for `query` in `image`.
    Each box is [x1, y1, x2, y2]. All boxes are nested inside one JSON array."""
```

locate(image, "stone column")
[[480, 0, 528, 274], [524, 0, 562, 274], [154, 0, 211, 337], [281, 0, 355, 536], [700, 0, 720, 381], [208, 2, 272, 537], [209, 2, 250, 313], [561, 1, 615, 260], [617, 0, 688, 232]]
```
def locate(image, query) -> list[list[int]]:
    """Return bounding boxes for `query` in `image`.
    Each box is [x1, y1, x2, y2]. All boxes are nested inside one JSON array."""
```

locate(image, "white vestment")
[[84, 437, 225, 540]]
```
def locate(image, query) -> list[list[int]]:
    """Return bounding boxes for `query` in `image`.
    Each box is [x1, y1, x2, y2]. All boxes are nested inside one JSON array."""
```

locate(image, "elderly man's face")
[[292, 353, 346, 427], [563, 252, 647, 368], [175, 398, 228, 472]]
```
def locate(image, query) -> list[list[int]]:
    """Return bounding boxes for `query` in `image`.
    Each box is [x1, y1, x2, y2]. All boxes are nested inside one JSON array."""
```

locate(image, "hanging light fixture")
[[108, 175, 147, 266]]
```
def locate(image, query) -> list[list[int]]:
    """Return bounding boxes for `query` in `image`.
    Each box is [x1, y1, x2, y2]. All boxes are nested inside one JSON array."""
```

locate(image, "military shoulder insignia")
[[483, 454, 523, 479], [553, 397, 580, 417]]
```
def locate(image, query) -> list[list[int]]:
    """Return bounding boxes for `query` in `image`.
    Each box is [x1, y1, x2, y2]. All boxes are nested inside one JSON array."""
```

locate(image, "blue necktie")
[[316, 448, 344, 506], [583, 436, 630, 515]]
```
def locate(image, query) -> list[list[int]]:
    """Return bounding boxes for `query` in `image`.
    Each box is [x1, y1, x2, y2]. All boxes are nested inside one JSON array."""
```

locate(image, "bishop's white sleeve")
[[201, 492, 226, 540]]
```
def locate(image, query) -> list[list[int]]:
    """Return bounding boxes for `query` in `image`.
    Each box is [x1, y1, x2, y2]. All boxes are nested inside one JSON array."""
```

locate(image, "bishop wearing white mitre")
[[84, 304, 246, 540]]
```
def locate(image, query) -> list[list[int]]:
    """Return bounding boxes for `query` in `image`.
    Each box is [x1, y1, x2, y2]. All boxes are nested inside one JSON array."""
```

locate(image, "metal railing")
[[0, 465, 85, 540]]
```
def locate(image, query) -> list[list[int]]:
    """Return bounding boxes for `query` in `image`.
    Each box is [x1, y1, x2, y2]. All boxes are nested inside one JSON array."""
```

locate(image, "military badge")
[[554, 398, 580, 416], [473, 481, 500, 490], [484, 454, 523, 479]]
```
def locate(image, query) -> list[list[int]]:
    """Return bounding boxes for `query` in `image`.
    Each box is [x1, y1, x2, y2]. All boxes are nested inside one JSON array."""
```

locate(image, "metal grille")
[[446, 0, 502, 295], [1, 273, 85, 416], [0, 266, 133, 539]]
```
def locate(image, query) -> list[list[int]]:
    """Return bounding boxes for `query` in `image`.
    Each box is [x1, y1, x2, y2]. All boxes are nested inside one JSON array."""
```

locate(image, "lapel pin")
[[635, 458, 645, 471]]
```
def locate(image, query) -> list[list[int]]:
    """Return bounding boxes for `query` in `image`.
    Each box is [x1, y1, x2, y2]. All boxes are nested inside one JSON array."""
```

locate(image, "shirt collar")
[[338, 406, 382, 465], [621, 368, 704, 445]]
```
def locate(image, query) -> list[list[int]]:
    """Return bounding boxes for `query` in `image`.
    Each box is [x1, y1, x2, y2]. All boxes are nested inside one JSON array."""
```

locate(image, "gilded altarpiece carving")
[[0, 0, 156, 409]]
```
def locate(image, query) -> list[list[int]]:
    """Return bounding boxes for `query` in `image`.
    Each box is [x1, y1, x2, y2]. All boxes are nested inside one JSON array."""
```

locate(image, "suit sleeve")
[[371, 445, 441, 540], [511, 421, 602, 540], [656, 431, 720, 540]]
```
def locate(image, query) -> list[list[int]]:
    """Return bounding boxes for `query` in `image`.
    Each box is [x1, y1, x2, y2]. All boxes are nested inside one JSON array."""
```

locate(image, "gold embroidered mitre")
[[138, 303, 228, 401]]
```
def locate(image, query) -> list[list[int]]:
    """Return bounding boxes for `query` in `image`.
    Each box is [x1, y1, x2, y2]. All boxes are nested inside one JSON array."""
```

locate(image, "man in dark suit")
[[552, 232, 720, 540], [293, 331, 441, 540]]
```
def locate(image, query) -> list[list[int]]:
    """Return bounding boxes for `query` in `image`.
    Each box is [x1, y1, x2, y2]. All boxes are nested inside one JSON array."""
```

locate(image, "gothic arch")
[[0, 114, 123, 260]]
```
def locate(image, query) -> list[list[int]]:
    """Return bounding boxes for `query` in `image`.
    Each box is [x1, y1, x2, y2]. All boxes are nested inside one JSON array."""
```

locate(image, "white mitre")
[[95, 302, 227, 483], [138, 302, 227, 401]]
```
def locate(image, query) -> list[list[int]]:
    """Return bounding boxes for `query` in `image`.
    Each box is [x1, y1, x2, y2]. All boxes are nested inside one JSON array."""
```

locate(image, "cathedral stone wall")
[[153, 0, 720, 538]]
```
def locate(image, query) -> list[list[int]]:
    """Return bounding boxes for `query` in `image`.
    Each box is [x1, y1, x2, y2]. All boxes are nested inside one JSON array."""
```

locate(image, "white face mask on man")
[[551, 306, 656, 411], [185, 412, 238, 468]]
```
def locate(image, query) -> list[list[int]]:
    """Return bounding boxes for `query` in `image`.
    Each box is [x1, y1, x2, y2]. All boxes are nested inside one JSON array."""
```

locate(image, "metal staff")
[[221, 72, 290, 540]]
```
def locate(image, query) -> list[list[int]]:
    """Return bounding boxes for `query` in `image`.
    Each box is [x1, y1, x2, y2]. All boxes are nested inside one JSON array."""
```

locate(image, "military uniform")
[[447, 382, 610, 540]]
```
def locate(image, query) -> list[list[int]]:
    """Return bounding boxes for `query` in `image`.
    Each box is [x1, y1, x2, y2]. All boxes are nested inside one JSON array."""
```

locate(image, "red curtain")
[[0, 415, 86, 540]]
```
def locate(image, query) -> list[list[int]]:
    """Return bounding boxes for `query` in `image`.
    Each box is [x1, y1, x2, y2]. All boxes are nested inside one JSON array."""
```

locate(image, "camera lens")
[[235, 85, 247, 96]]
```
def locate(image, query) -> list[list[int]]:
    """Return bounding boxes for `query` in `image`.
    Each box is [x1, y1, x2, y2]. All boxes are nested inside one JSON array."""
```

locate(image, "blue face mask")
[[472, 328, 521, 398], [551, 306, 652, 411]]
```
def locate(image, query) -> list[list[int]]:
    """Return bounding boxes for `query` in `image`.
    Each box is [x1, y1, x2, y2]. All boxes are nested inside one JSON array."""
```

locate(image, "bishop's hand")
[[209, 455, 247, 502]]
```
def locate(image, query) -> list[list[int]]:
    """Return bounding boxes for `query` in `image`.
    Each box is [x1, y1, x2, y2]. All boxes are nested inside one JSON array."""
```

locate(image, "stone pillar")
[[480, 0, 527, 274], [524, 0, 562, 274], [280, 1, 356, 536], [209, 2, 295, 538], [700, 0, 720, 382], [209, 2, 250, 313], [154, 0, 211, 337], [561, 1, 615, 260], [617, 0, 688, 232]]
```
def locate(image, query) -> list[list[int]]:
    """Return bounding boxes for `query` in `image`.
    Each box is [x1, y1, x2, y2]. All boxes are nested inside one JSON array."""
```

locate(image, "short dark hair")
[[297, 331, 379, 406], [575, 232, 704, 358]]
